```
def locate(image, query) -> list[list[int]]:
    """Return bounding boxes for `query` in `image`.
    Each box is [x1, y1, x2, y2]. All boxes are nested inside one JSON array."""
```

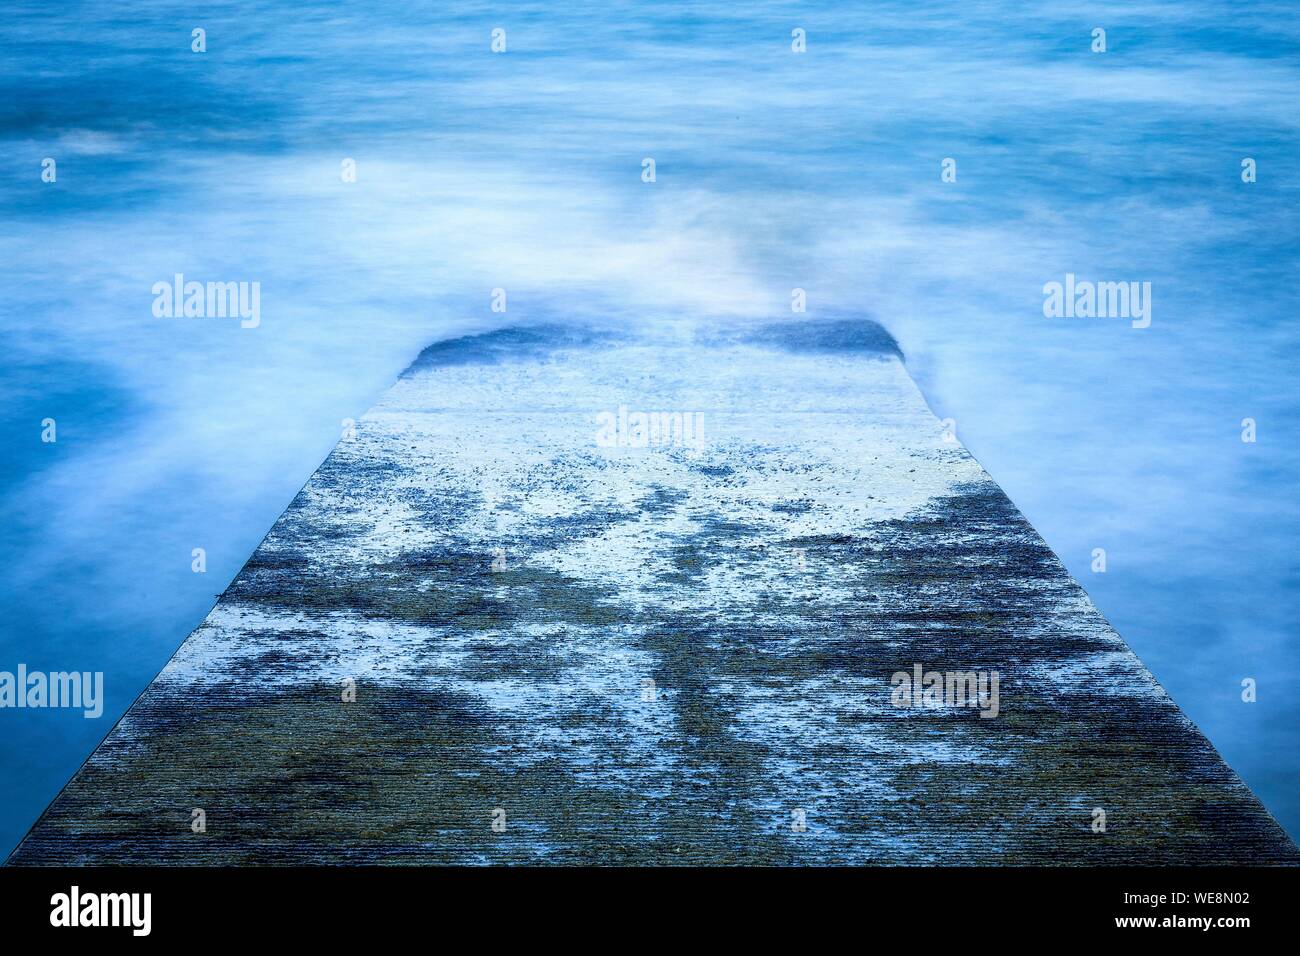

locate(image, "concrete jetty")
[[10, 320, 1298, 864]]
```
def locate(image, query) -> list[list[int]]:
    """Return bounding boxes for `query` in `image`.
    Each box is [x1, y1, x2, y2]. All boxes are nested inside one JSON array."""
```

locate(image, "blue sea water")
[[2, 0, 1298, 855]]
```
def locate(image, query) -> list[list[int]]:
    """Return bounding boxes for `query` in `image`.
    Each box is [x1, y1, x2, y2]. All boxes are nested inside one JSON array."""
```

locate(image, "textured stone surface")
[[10, 320, 1298, 865]]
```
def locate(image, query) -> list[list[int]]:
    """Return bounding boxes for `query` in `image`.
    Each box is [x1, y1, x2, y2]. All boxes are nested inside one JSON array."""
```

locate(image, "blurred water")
[[2, 0, 1298, 854]]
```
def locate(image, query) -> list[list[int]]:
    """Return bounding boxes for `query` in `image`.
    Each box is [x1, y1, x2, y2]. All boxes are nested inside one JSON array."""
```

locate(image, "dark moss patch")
[[228, 551, 622, 631], [746, 318, 902, 359], [405, 324, 619, 373]]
